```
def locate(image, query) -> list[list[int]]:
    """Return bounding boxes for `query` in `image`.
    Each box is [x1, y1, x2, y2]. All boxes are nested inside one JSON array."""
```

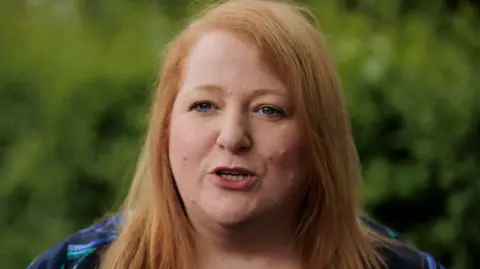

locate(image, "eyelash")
[[190, 101, 214, 112], [189, 102, 286, 118], [256, 105, 285, 117]]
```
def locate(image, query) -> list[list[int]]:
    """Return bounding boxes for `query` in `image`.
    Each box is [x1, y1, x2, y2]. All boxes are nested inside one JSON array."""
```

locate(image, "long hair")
[[100, 0, 391, 268]]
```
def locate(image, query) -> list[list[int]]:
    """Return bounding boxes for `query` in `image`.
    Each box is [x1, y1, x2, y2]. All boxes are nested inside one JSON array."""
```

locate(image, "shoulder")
[[28, 215, 445, 269], [27, 215, 121, 269], [361, 217, 446, 269]]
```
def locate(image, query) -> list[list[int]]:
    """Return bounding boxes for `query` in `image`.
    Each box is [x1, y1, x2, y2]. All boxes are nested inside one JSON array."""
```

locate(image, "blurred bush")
[[0, 0, 478, 268]]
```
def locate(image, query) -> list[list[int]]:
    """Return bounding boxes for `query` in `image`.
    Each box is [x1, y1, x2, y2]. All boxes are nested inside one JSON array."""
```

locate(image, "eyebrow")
[[193, 84, 286, 97], [194, 84, 224, 94]]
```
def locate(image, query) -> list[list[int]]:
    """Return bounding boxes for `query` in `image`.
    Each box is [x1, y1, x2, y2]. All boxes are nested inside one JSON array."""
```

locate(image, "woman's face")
[[168, 30, 308, 227]]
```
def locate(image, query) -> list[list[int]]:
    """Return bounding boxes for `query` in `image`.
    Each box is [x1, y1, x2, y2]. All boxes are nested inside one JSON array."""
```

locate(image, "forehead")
[[181, 30, 285, 93], [188, 30, 258, 63]]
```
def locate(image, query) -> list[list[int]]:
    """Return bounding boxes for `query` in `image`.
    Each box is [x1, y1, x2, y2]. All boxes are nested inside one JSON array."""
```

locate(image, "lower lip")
[[212, 174, 256, 190]]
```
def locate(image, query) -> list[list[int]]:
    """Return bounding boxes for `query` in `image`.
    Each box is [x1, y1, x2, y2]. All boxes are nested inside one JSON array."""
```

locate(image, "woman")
[[28, 0, 444, 269]]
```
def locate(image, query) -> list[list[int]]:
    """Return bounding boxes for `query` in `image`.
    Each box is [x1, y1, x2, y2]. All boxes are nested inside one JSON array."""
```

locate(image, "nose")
[[216, 110, 252, 153]]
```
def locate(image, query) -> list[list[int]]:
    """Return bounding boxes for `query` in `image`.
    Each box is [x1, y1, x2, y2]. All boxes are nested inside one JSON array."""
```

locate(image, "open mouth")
[[215, 168, 253, 181], [212, 167, 256, 190]]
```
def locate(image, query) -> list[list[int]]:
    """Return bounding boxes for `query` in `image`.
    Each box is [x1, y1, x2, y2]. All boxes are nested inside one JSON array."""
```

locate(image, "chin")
[[205, 208, 254, 227], [216, 216, 253, 228], [200, 200, 257, 227]]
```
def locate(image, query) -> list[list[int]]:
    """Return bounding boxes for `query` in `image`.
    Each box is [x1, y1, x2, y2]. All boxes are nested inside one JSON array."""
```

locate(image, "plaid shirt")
[[27, 215, 445, 269]]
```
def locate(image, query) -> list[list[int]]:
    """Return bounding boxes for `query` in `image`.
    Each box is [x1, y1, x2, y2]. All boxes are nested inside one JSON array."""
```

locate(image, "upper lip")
[[212, 166, 256, 176]]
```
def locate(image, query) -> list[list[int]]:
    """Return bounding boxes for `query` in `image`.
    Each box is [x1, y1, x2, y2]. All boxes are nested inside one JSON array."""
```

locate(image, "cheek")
[[267, 146, 306, 178], [264, 126, 308, 183], [168, 114, 204, 183], [168, 113, 217, 176], [168, 117, 201, 201], [169, 121, 192, 168], [264, 128, 305, 167], [263, 143, 308, 206]]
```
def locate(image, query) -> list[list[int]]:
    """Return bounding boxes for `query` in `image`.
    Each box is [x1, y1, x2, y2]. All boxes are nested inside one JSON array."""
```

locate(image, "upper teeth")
[[218, 171, 249, 180], [220, 174, 248, 180], [218, 170, 248, 175]]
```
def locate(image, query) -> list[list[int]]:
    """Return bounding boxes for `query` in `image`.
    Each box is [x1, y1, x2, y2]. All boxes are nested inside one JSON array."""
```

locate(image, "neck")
[[193, 214, 303, 269]]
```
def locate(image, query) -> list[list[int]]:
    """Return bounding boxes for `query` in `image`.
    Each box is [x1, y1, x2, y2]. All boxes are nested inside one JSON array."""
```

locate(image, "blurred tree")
[[334, 0, 480, 13], [0, 0, 478, 268]]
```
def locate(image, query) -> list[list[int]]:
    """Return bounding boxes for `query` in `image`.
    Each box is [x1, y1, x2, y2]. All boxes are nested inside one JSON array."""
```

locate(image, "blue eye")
[[258, 106, 285, 117], [192, 102, 213, 112]]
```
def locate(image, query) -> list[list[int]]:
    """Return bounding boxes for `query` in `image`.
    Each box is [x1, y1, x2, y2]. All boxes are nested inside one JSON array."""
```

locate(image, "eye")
[[257, 106, 285, 117], [190, 101, 214, 113]]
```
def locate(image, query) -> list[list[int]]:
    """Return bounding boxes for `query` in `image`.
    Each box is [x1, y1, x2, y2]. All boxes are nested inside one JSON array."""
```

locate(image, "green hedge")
[[0, 1, 478, 268]]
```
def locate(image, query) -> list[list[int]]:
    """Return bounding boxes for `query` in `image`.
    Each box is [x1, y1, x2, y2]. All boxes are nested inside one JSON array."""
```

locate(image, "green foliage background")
[[0, 0, 478, 268]]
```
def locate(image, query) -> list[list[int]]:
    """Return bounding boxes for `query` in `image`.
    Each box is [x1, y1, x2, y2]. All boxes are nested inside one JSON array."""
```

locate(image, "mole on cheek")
[[267, 148, 288, 161], [277, 148, 288, 157]]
